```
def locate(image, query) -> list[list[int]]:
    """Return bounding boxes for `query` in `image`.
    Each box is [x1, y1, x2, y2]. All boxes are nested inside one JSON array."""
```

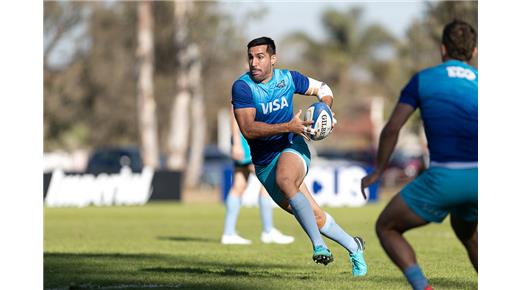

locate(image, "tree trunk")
[[185, 46, 205, 188], [167, 0, 193, 171], [136, 1, 159, 168]]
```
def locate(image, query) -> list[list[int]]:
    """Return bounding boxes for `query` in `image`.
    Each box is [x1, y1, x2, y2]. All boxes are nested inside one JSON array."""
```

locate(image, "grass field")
[[44, 200, 477, 290]]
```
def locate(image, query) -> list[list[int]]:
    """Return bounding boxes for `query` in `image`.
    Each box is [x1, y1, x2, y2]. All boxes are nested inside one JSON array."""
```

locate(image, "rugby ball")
[[304, 102, 334, 141]]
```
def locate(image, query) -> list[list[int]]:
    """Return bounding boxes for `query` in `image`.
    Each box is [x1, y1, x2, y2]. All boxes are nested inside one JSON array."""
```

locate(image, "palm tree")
[[285, 7, 397, 108]]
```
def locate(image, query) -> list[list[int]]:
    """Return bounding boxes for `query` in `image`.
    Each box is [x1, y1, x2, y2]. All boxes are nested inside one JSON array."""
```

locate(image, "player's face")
[[248, 45, 276, 83]]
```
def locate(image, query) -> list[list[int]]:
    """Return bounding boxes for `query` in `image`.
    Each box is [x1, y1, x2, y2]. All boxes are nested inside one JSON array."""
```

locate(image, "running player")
[[232, 36, 367, 276], [361, 20, 478, 290]]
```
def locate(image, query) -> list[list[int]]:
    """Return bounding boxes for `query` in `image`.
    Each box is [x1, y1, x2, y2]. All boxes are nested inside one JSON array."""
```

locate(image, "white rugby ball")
[[304, 102, 334, 141]]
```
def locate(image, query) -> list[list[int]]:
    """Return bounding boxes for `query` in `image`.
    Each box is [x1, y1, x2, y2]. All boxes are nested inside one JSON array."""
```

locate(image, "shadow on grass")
[[45, 252, 291, 290], [157, 236, 218, 243], [143, 267, 250, 276], [45, 252, 475, 290], [429, 276, 478, 289], [368, 274, 477, 289]]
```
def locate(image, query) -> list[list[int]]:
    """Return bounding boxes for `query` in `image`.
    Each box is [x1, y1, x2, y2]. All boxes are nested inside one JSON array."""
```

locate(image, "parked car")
[[86, 146, 144, 174], [86, 144, 233, 187], [200, 144, 233, 187]]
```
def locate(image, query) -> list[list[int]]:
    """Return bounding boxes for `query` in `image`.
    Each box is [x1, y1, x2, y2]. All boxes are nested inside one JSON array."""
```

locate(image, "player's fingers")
[[303, 126, 316, 135], [361, 186, 367, 200], [294, 109, 302, 118], [360, 178, 368, 200], [302, 120, 314, 126], [298, 132, 310, 141]]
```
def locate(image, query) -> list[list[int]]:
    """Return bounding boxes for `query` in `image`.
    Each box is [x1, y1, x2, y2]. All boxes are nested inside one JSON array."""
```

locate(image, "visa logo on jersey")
[[260, 96, 289, 114], [446, 66, 476, 80]]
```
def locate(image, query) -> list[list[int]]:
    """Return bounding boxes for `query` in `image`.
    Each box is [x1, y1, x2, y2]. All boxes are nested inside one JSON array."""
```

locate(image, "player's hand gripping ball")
[[304, 102, 335, 141]]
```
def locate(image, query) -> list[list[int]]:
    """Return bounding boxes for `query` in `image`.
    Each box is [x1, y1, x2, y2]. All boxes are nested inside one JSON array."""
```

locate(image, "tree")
[[166, 0, 193, 172], [44, 2, 84, 68], [165, 1, 208, 189], [285, 7, 397, 108], [136, 1, 160, 168], [44, 1, 248, 191], [283, 7, 398, 149], [44, 2, 91, 151]]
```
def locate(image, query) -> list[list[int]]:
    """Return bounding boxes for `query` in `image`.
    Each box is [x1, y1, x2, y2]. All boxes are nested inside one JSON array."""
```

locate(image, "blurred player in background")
[[232, 37, 367, 276], [361, 20, 478, 290], [221, 107, 295, 245]]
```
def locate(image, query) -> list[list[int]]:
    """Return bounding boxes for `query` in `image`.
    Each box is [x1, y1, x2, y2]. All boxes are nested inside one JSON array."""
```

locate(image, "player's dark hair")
[[442, 19, 477, 62], [247, 37, 276, 55]]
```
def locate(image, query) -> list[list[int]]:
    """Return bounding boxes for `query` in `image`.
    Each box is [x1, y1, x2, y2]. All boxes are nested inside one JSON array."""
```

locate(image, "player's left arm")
[[290, 71, 336, 125], [291, 71, 334, 107], [304, 77, 334, 108]]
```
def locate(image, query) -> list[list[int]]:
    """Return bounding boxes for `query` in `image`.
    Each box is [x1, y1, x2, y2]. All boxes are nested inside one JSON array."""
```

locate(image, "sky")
[[219, 1, 426, 42]]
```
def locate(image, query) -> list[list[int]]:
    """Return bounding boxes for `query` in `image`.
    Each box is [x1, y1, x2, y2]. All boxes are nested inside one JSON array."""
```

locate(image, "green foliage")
[[45, 202, 477, 289], [44, 2, 478, 152], [44, 2, 245, 152]]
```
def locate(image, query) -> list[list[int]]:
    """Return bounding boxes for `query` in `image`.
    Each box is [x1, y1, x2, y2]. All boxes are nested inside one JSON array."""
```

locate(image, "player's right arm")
[[234, 107, 311, 140], [230, 106, 244, 161], [231, 80, 313, 139], [360, 74, 419, 199]]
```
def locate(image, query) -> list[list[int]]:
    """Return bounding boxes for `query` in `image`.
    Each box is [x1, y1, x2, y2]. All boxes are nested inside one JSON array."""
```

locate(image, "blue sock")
[[288, 192, 326, 248], [404, 264, 428, 290], [258, 194, 273, 233], [223, 195, 241, 235], [319, 212, 359, 253]]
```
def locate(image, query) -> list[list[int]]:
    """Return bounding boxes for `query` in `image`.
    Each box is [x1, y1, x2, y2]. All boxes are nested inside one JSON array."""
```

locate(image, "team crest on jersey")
[[276, 80, 286, 88]]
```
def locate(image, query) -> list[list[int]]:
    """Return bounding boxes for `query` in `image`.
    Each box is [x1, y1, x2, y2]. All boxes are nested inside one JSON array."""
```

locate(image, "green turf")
[[44, 201, 477, 290]]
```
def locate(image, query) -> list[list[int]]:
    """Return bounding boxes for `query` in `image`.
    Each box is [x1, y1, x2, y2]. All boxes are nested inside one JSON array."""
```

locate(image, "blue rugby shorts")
[[400, 166, 478, 223], [254, 135, 310, 203]]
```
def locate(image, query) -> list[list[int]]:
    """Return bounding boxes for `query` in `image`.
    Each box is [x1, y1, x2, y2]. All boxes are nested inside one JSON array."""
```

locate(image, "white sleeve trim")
[[318, 83, 333, 100], [307, 77, 333, 100]]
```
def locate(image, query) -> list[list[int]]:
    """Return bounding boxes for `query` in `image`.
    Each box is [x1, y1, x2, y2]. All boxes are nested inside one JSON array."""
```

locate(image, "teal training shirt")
[[231, 69, 310, 166]]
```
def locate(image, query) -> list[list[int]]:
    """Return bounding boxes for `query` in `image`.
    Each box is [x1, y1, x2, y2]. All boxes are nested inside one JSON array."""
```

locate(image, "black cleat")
[[312, 245, 334, 266]]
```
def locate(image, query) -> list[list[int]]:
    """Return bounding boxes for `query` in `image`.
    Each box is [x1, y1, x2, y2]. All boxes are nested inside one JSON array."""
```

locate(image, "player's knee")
[[375, 214, 390, 238], [228, 187, 243, 197], [232, 182, 247, 193], [276, 175, 295, 194]]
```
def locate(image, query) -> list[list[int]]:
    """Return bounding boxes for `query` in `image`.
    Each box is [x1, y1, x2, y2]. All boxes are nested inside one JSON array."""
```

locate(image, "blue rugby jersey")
[[231, 69, 310, 166], [399, 60, 478, 163]]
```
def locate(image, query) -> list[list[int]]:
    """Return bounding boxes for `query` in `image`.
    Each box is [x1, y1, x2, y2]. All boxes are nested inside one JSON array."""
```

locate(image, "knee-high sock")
[[223, 195, 241, 235], [404, 264, 429, 290], [288, 192, 326, 248], [258, 195, 273, 233], [319, 212, 359, 253]]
